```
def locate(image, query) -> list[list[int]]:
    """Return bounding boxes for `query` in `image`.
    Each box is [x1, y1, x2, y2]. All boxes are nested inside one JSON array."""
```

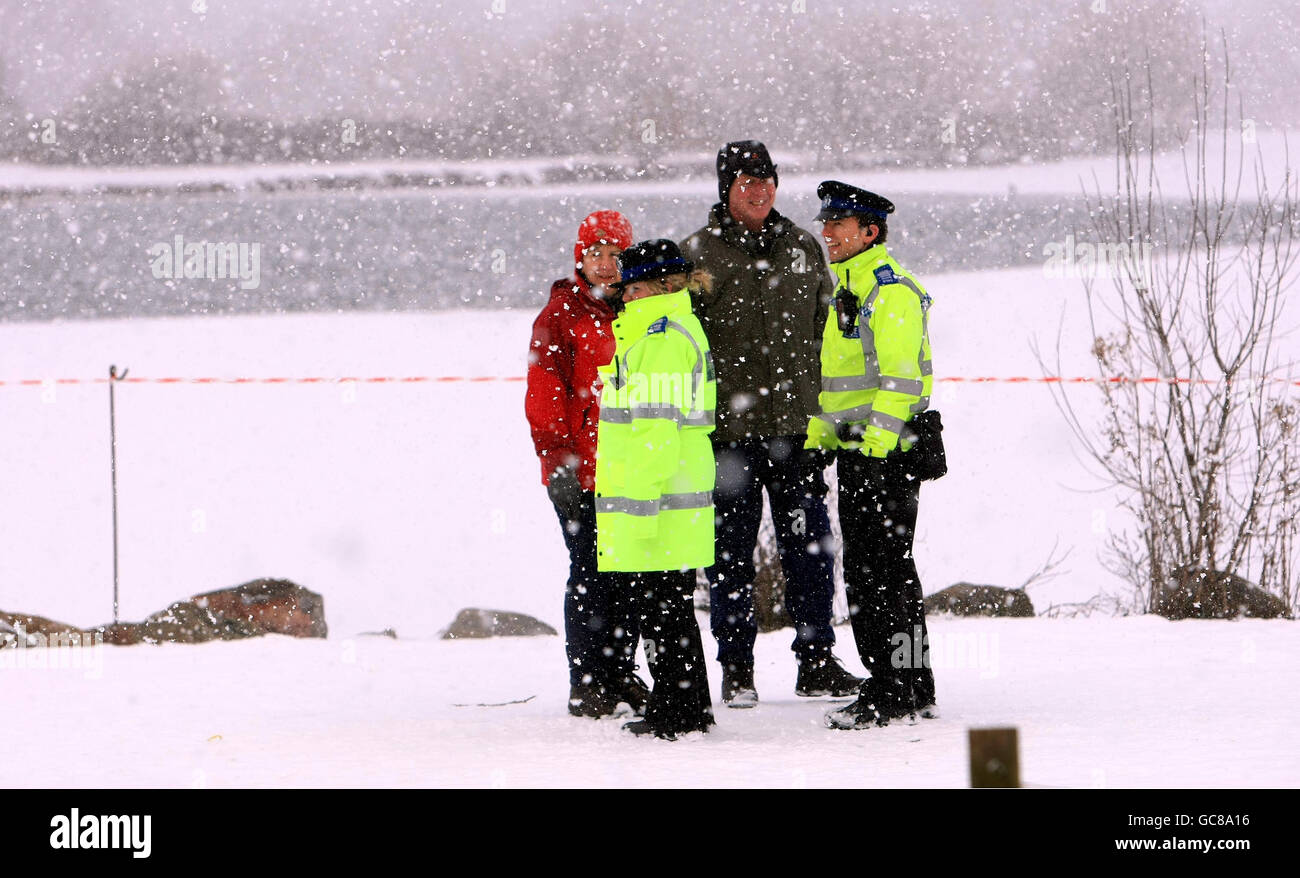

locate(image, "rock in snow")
[[193, 579, 329, 639], [1152, 568, 1291, 620], [441, 608, 558, 639], [924, 584, 1036, 618], [1, 578, 328, 646]]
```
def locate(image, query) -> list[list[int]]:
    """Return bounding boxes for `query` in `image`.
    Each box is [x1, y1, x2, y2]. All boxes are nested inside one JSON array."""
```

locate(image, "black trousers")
[[836, 450, 937, 713], [552, 491, 641, 689], [707, 436, 837, 667], [623, 570, 715, 735]]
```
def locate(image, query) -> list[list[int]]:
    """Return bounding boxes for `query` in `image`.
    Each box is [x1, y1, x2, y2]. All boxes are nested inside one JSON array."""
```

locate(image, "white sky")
[[1, 0, 1296, 121]]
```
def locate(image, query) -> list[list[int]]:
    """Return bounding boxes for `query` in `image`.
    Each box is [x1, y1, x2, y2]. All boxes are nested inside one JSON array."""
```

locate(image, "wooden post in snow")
[[969, 727, 1020, 788]]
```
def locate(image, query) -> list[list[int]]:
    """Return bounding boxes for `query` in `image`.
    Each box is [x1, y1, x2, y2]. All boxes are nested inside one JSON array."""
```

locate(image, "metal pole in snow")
[[109, 364, 128, 624]]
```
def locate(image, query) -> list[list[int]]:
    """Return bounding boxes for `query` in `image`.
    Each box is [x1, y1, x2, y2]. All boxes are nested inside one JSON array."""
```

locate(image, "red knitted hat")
[[574, 210, 634, 274]]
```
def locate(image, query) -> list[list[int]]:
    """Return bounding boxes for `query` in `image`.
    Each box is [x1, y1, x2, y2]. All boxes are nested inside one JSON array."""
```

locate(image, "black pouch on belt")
[[896, 410, 948, 481]]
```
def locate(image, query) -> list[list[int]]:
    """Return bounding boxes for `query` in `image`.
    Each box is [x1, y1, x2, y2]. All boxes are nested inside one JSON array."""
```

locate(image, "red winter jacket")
[[526, 276, 617, 491]]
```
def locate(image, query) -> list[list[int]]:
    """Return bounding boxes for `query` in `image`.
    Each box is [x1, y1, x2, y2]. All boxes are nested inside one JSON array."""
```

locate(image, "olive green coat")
[[680, 205, 835, 442]]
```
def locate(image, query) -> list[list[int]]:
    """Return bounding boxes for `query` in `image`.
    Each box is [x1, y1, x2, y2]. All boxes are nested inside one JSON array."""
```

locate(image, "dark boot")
[[720, 660, 758, 708], [622, 720, 679, 741], [902, 679, 938, 721], [826, 677, 905, 729], [567, 682, 615, 718], [608, 673, 650, 716], [795, 652, 863, 697], [825, 695, 890, 730]]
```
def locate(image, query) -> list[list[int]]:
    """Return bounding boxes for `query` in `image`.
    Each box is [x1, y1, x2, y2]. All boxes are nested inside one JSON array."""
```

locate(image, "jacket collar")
[[563, 274, 615, 315], [707, 203, 791, 257], [615, 289, 692, 338], [830, 242, 891, 285]]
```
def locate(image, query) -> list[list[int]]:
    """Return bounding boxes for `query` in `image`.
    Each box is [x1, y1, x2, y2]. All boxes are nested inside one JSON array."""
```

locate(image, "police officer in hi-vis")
[[804, 181, 943, 730], [595, 239, 717, 741]]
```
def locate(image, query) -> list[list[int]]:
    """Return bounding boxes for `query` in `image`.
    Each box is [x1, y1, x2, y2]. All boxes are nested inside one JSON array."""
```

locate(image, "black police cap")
[[614, 238, 695, 289], [815, 180, 895, 222]]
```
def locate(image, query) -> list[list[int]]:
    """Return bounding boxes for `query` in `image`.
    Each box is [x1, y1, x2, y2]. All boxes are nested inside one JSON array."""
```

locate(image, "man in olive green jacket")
[[679, 140, 862, 705]]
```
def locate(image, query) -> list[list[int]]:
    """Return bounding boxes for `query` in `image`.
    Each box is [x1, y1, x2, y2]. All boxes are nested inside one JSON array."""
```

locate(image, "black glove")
[[546, 465, 584, 521], [836, 422, 867, 444], [799, 446, 832, 473]]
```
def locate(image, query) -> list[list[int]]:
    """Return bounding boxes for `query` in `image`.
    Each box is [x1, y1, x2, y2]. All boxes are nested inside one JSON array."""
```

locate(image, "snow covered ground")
[[3, 616, 1295, 788], [1, 263, 1296, 787]]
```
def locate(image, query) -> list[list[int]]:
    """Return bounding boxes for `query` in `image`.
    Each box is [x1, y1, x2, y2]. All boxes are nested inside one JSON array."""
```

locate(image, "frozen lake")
[[1, 184, 1091, 321]]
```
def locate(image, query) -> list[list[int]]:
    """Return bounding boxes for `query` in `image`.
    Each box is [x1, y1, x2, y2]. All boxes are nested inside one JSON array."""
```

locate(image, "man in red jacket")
[[526, 210, 649, 718]]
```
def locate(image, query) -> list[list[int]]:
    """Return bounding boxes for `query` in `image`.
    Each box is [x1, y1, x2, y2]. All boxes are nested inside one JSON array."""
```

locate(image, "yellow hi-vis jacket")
[[595, 289, 717, 572], [805, 243, 933, 456]]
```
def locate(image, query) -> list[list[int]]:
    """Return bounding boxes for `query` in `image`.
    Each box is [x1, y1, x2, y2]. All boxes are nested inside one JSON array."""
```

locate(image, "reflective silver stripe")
[[596, 491, 713, 516], [897, 277, 934, 388], [629, 403, 685, 423], [818, 402, 875, 426], [873, 275, 934, 402], [664, 321, 704, 382], [616, 320, 715, 429], [660, 491, 713, 510], [825, 280, 885, 392], [596, 497, 659, 516], [858, 282, 881, 376], [604, 404, 714, 426], [826, 270, 933, 420], [879, 375, 924, 395], [821, 278, 881, 397], [896, 277, 926, 298], [823, 374, 879, 392], [663, 320, 712, 428], [869, 410, 906, 435]]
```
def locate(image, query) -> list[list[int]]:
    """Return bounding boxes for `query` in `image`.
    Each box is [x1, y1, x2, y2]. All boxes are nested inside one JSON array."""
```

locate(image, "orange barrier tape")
[[0, 376, 530, 386], [0, 375, 1296, 387]]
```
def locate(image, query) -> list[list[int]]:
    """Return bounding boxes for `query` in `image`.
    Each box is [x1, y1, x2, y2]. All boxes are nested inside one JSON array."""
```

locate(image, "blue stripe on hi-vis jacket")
[[873, 264, 898, 286], [648, 317, 668, 334], [704, 350, 716, 381]]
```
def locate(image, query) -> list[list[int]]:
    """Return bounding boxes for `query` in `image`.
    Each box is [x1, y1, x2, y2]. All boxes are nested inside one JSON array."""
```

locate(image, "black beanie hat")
[[716, 140, 779, 204]]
